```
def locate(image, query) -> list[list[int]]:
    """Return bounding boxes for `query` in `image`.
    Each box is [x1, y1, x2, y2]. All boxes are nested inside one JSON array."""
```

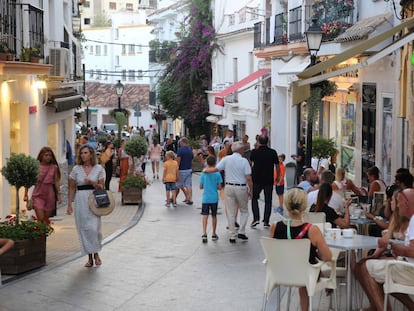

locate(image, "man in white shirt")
[[307, 170, 345, 213], [354, 188, 414, 310], [217, 141, 252, 243]]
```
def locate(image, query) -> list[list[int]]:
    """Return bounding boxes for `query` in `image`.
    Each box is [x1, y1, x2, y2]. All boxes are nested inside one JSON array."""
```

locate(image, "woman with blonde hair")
[[332, 167, 365, 196], [270, 187, 332, 311]]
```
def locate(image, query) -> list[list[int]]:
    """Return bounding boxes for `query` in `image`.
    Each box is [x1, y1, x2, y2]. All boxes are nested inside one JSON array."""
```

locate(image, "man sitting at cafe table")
[[353, 188, 414, 310]]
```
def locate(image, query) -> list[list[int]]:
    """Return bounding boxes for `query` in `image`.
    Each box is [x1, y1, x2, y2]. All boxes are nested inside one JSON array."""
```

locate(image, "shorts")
[[201, 203, 218, 216], [366, 258, 414, 284], [275, 185, 285, 195], [176, 169, 192, 188], [164, 182, 176, 191]]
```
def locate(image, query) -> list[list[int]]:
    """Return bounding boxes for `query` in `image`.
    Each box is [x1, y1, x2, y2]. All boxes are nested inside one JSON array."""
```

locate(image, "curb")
[[2, 202, 146, 286]]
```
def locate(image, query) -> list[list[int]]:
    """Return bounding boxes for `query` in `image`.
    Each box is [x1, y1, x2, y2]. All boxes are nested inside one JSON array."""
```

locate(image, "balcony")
[[253, 0, 355, 51], [0, 1, 44, 62]]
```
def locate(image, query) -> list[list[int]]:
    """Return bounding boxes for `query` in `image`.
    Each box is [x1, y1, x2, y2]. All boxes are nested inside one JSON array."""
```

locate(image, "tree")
[[1, 153, 39, 224], [157, 0, 221, 137]]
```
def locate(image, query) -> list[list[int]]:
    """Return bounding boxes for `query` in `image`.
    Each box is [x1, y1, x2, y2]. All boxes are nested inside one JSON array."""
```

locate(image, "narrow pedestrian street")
[[0, 173, 270, 311]]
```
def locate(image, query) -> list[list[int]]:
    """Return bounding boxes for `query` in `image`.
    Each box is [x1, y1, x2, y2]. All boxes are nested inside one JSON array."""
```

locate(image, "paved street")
[[0, 171, 387, 311], [0, 173, 274, 311]]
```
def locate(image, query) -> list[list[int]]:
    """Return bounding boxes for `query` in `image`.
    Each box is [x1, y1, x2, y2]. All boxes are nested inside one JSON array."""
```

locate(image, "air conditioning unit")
[[49, 48, 70, 78]]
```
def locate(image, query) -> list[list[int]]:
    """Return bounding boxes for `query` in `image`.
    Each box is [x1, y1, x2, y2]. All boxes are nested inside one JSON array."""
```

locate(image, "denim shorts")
[[201, 203, 218, 216], [176, 169, 192, 188], [164, 182, 176, 191]]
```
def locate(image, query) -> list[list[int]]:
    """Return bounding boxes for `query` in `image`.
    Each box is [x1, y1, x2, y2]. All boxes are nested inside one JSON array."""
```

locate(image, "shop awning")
[[47, 88, 82, 112], [214, 69, 271, 98], [291, 16, 414, 105]]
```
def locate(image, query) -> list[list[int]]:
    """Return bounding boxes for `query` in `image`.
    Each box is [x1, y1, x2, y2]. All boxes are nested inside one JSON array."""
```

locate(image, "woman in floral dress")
[[67, 145, 105, 267]]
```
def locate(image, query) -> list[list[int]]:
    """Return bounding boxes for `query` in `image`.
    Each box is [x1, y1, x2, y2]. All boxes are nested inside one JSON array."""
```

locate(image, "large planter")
[[121, 188, 143, 205], [0, 237, 46, 274], [192, 161, 204, 172]]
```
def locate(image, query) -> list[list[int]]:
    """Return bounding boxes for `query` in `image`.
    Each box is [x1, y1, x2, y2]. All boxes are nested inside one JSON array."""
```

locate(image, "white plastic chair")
[[260, 237, 338, 311], [383, 260, 414, 311]]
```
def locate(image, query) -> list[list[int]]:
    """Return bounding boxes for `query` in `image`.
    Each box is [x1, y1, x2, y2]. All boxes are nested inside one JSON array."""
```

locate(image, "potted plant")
[[121, 136, 149, 204], [120, 173, 148, 204], [0, 41, 11, 61], [21, 46, 42, 63], [0, 153, 53, 274], [312, 136, 337, 170]]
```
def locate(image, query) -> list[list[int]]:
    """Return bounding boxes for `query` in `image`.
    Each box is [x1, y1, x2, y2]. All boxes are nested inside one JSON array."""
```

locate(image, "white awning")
[[206, 115, 219, 123]]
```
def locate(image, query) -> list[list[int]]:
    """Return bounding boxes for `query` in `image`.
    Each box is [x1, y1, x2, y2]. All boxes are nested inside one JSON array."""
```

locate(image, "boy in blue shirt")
[[199, 156, 222, 243]]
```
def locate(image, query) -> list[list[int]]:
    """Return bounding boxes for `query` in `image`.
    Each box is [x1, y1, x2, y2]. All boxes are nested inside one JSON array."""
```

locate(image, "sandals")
[[85, 260, 93, 268], [94, 254, 102, 266]]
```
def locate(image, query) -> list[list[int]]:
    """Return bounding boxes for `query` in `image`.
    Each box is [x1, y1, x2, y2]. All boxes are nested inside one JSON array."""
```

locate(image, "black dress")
[[104, 154, 114, 190], [273, 221, 319, 264]]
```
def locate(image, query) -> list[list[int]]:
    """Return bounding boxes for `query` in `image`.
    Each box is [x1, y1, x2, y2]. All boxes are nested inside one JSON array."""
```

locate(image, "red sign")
[[29, 105, 37, 114], [215, 97, 224, 107]]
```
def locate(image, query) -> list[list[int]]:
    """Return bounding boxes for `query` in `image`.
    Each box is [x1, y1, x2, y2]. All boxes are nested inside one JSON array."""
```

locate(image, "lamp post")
[[83, 96, 90, 129], [115, 80, 124, 111], [157, 104, 161, 139], [304, 18, 323, 168], [115, 80, 124, 144]]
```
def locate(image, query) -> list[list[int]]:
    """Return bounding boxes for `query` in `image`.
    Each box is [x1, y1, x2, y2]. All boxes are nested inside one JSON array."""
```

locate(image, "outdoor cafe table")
[[350, 217, 375, 235], [326, 235, 378, 311]]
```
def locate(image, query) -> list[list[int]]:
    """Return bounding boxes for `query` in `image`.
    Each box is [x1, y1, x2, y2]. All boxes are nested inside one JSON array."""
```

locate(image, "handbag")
[[88, 189, 115, 216], [93, 189, 111, 208]]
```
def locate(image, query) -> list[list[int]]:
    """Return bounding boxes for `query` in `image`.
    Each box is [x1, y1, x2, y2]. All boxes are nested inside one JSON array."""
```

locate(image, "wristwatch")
[[386, 242, 392, 251]]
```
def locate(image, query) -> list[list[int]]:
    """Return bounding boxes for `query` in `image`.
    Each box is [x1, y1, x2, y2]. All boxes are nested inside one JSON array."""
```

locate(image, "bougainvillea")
[[157, 0, 221, 137], [312, 0, 354, 40]]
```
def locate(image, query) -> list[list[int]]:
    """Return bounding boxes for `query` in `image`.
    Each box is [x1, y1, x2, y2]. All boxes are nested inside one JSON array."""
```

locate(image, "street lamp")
[[305, 18, 323, 65], [304, 18, 323, 168], [115, 80, 124, 144], [115, 80, 124, 111], [83, 96, 90, 129]]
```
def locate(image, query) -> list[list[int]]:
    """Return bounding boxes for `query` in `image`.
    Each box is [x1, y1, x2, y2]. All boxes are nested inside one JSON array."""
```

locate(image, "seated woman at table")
[[353, 188, 414, 311], [365, 184, 398, 237], [270, 187, 332, 311], [310, 182, 353, 229], [332, 167, 366, 196]]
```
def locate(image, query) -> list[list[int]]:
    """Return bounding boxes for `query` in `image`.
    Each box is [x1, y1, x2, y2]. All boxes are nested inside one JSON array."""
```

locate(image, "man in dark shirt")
[[175, 137, 194, 204], [294, 139, 305, 184], [250, 135, 280, 228]]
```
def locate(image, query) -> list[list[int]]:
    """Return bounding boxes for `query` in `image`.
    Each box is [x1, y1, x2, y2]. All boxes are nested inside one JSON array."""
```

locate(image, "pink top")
[[150, 144, 162, 161]]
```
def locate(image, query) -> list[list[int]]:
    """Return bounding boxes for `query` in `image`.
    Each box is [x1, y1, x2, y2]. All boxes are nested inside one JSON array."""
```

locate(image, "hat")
[[88, 190, 115, 216]]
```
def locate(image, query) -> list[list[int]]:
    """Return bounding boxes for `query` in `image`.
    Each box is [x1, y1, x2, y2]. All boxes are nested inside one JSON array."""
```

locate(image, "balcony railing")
[[0, 1, 44, 60], [254, 1, 355, 49]]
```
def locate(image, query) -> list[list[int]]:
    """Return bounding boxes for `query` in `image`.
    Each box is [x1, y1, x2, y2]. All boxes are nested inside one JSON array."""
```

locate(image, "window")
[[137, 44, 142, 53], [84, 18, 91, 25], [228, 14, 235, 26], [109, 2, 116, 10], [239, 11, 246, 23], [121, 70, 127, 81], [128, 44, 135, 55], [137, 70, 143, 80], [95, 45, 101, 56], [103, 45, 108, 56], [89, 45, 94, 54], [115, 29, 119, 40], [115, 55, 119, 66], [83, 1, 90, 8], [128, 70, 135, 81], [250, 8, 259, 20], [122, 44, 126, 55], [126, 3, 133, 11]]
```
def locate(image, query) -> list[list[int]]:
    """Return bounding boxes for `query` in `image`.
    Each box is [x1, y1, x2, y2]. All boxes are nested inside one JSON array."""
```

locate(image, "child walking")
[[199, 156, 222, 243], [162, 151, 178, 207], [274, 153, 286, 215]]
